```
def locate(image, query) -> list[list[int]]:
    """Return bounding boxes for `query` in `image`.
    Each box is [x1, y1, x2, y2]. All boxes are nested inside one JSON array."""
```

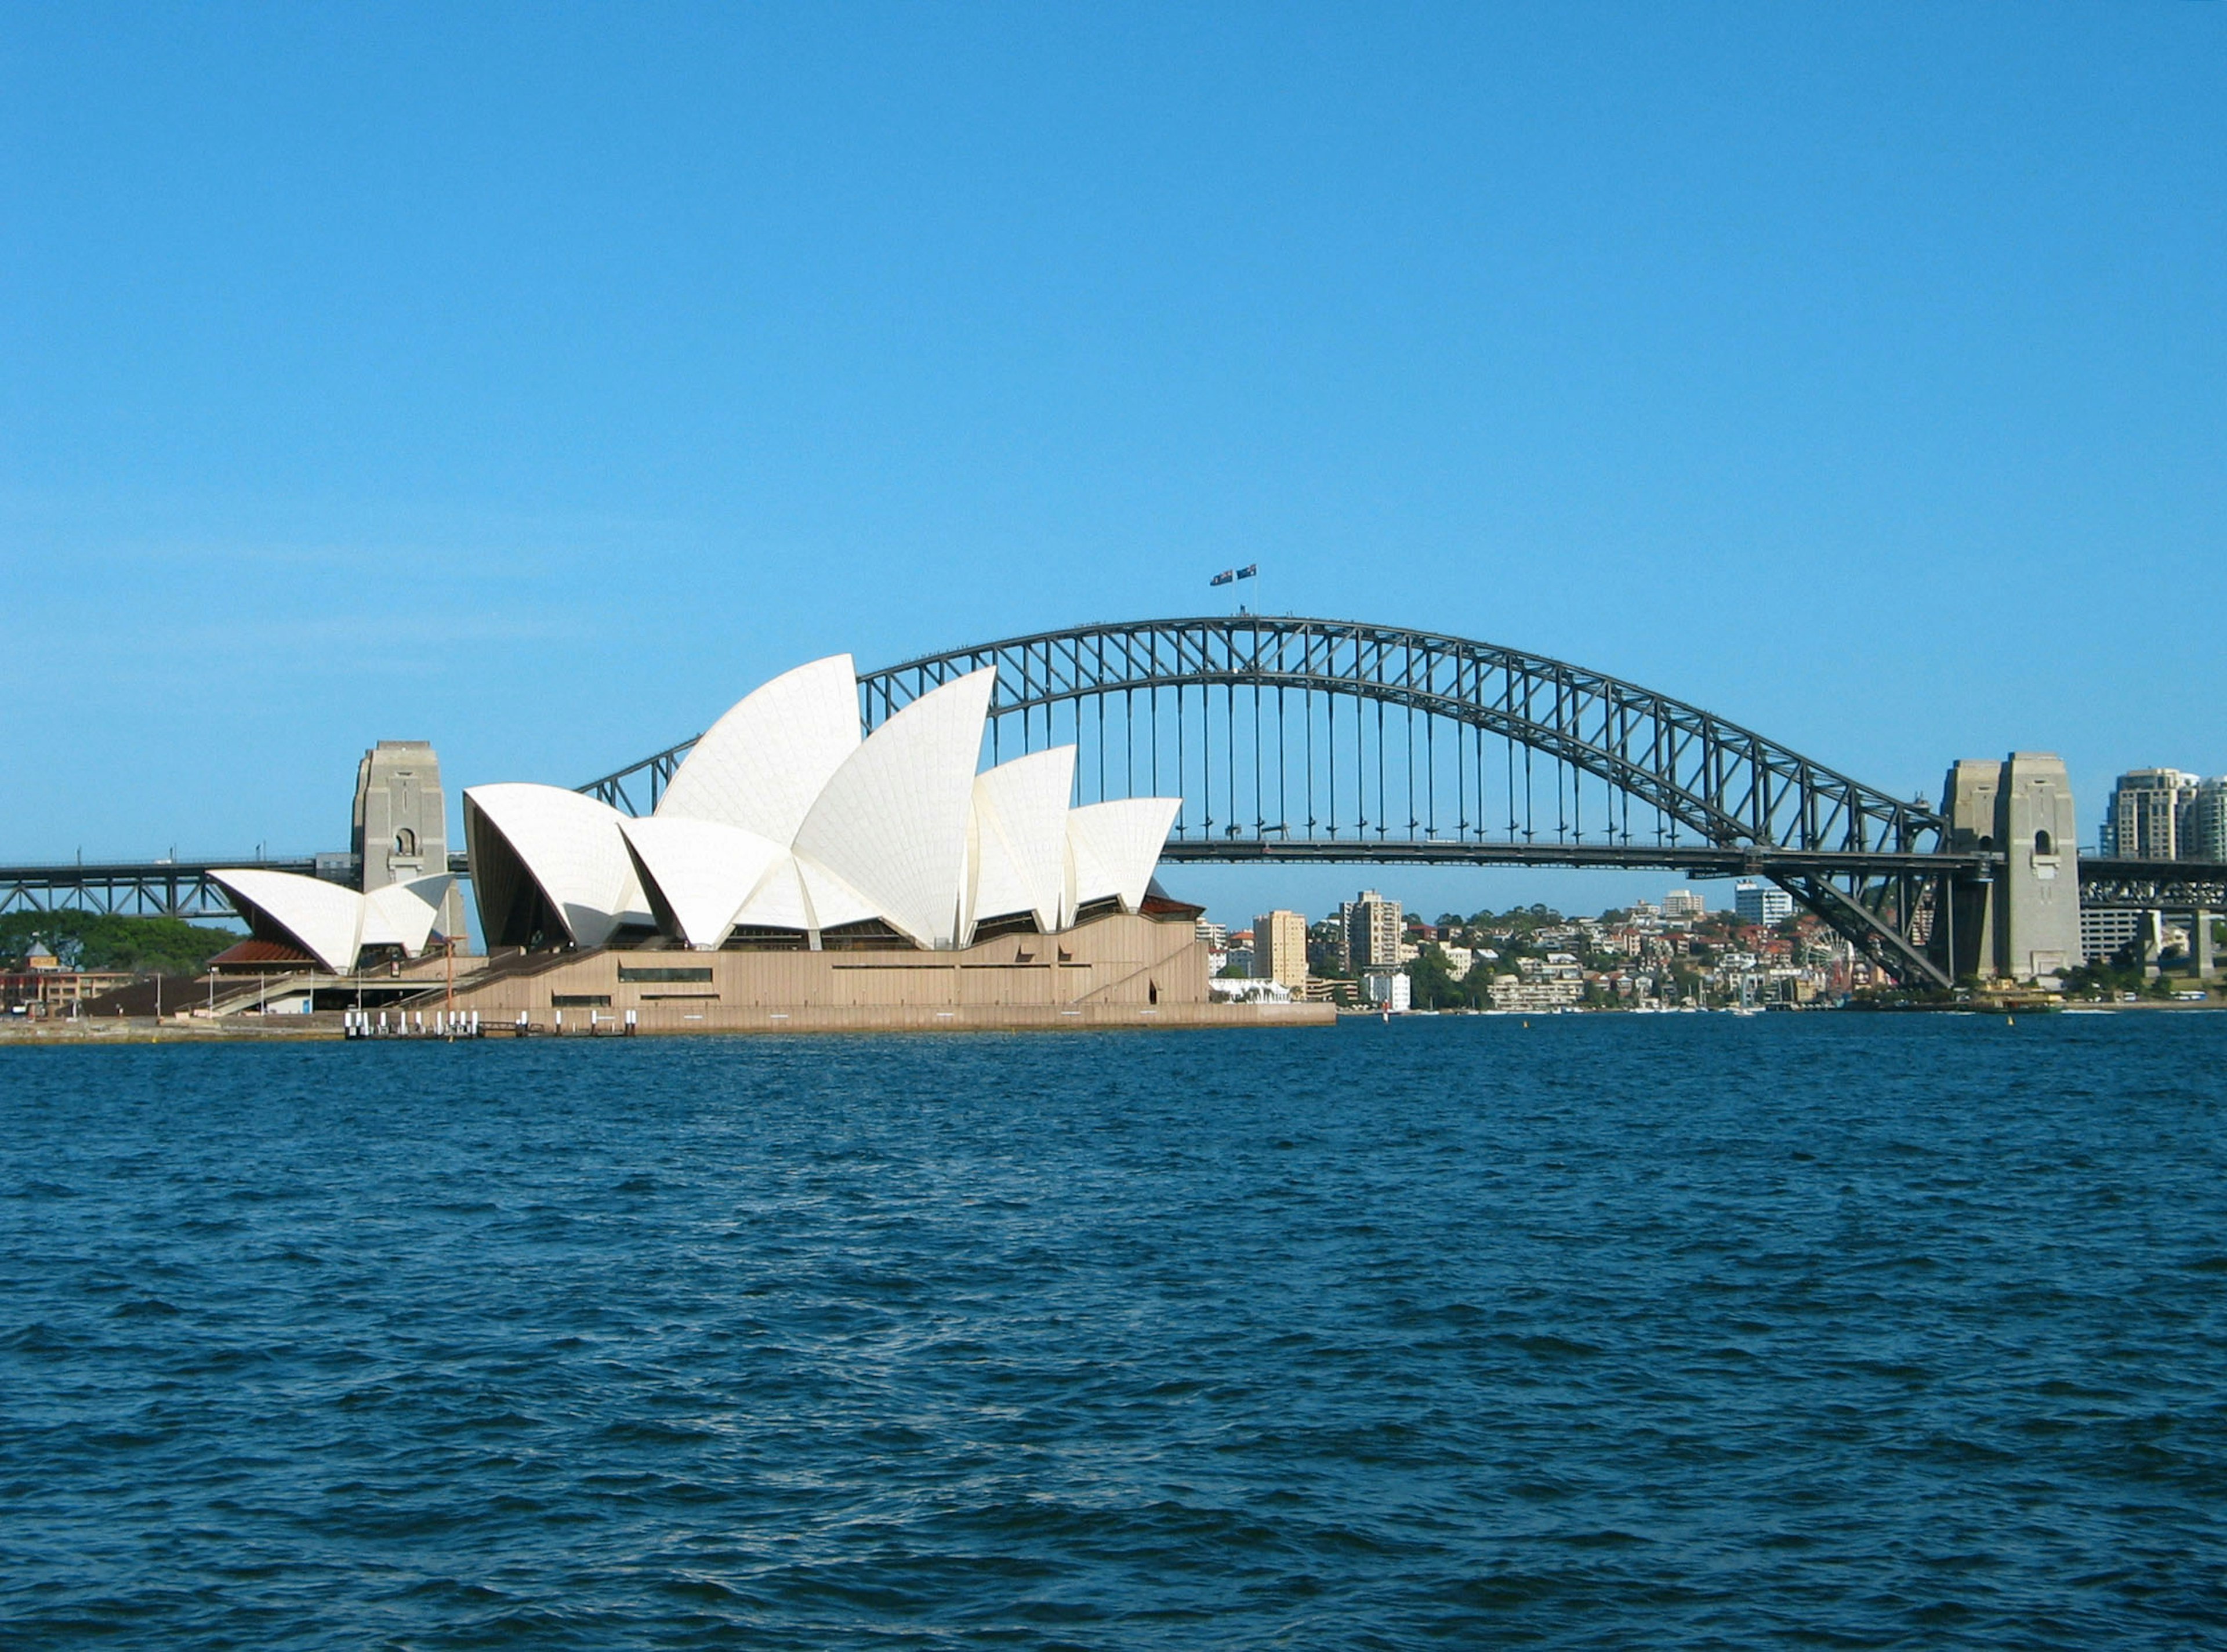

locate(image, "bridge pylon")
[[1939, 754, 2080, 984]]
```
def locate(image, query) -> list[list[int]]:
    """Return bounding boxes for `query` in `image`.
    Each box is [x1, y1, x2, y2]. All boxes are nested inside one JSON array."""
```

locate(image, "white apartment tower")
[[1733, 881, 1793, 924]]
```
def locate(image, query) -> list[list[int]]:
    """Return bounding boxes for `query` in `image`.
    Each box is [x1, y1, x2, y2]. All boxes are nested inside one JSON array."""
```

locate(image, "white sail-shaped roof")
[[1063, 830, 1112, 928], [619, 817, 786, 950], [792, 669, 996, 949], [361, 874, 455, 954], [966, 746, 1075, 938], [795, 854, 883, 932], [210, 867, 364, 975], [464, 783, 651, 949], [719, 850, 886, 938], [728, 854, 814, 934], [654, 654, 861, 844], [1065, 798, 1181, 914]]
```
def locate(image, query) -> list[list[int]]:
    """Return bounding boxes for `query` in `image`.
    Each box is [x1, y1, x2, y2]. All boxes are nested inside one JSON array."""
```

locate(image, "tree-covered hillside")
[[0, 912, 242, 975]]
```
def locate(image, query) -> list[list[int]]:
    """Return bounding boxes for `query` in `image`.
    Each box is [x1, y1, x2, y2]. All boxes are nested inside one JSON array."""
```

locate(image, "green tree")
[[1405, 944, 1461, 1010], [0, 912, 241, 976]]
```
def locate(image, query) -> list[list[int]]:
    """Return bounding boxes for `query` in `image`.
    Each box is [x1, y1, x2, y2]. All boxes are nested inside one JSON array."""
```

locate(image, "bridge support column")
[[1942, 753, 2080, 983], [2196, 909, 2216, 981]]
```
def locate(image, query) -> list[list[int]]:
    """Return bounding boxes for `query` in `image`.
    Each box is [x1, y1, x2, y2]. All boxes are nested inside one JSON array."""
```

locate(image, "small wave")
[[1513, 1333, 1602, 1360], [1, 1321, 73, 1353], [6, 1178, 76, 1199], [110, 1297, 182, 1319]]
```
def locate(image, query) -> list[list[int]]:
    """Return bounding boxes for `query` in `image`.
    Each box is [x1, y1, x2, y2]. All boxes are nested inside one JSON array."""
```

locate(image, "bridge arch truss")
[[583, 617, 1970, 986]]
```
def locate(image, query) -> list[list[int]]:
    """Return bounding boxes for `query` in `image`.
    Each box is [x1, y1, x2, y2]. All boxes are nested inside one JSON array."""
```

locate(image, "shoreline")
[[9, 997, 2221, 1044]]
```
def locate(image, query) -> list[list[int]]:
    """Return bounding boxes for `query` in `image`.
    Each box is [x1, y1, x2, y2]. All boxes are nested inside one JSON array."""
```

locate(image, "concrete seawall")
[[2, 1000, 1332, 1043]]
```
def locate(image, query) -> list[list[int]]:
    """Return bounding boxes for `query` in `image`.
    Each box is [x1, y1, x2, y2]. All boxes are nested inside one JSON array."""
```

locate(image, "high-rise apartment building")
[[1339, 890, 1403, 971], [1252, 909, 1310, 988], [1662, 889, 1706, 918], [2104, 769, 2199, 859], [1733, 881, 1793, 925], [2193, 777, 2227, 861]]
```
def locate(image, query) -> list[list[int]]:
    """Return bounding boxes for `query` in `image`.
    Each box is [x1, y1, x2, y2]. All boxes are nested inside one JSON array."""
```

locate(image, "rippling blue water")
[[4, 1015, 2225, 1648]]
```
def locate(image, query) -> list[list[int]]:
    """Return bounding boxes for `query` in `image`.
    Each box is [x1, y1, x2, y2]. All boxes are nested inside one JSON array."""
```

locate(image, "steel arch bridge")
[[579, 616, 1980, 987]]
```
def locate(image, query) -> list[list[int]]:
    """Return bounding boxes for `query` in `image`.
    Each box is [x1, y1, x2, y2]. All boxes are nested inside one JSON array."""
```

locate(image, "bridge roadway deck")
[[1160, 839, 1991, 878], [0, 853, 470, 919], [4, 848, 2222, 919]]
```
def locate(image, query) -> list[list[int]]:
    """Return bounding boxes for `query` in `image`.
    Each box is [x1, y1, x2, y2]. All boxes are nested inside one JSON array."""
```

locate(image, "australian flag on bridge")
[[1208, 564, 1259, 587]]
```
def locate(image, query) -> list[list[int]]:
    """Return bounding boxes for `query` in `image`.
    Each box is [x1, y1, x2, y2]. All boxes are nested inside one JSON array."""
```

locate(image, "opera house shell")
[[205, 867, 457, 977], [463, 655, 1183, 956]]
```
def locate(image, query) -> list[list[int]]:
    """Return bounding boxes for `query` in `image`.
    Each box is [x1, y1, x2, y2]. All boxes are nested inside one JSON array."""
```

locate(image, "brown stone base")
[[425, 910, 1334, 1034]]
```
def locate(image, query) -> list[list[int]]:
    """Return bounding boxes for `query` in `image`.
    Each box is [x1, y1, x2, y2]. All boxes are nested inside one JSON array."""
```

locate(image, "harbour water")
[[4, 1015, 2224, 1647]]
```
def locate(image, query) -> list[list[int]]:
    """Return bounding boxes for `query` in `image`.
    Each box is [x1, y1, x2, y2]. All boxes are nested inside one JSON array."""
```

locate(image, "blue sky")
[[3, 3, 2221, 925]]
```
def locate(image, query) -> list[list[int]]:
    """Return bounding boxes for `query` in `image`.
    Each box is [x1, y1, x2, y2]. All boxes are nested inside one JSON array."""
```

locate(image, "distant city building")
[[1252, 909, 1310, 987], [1518, 952, 1584, 983], [2193, 777, 2227, 861], [1733, 881, 1793, 924], [1361, 969, 1411, 1012], [1195, 920, 1228, 952], [2079, 906, 2143, 965], [2104, 769, 2199, 859], [1487, 973, 1581, 1011], [1340, 890, 1403, 971], [1305, 917, 1347, 978], [1662, 889, 1706, 918]]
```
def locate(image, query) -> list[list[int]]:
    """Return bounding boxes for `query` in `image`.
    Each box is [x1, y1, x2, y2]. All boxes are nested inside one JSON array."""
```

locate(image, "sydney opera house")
[[208, 655, 1321, 1030]]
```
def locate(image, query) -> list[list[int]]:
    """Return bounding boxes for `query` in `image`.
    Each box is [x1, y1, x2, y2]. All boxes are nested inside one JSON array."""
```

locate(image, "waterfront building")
[[2, 967, 136, 1016], [1361, 968, 1410, 1012], [1340, 890, 1403, 971], [1252, 909, 1310, 987], [2104, 769, 2199, 859], [1733, 881, 1794, 924]]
